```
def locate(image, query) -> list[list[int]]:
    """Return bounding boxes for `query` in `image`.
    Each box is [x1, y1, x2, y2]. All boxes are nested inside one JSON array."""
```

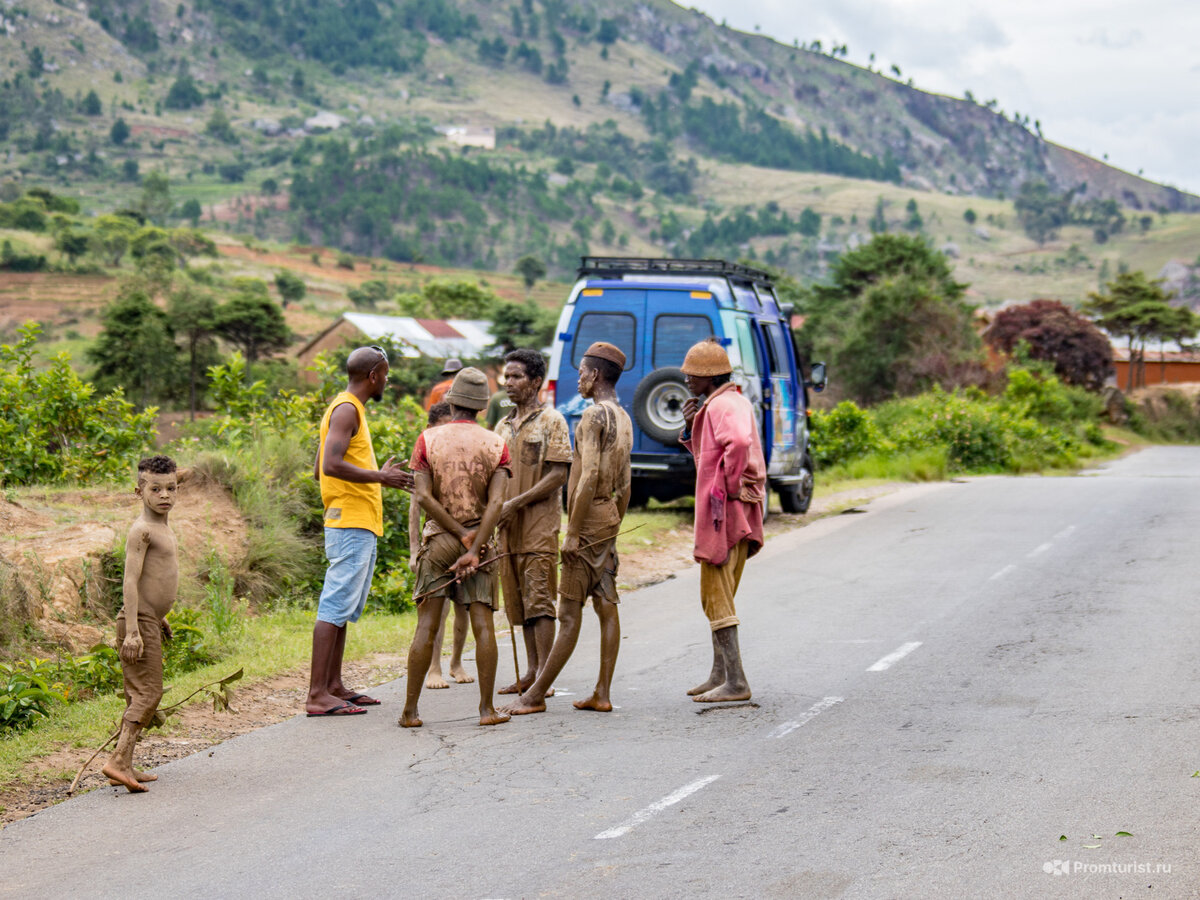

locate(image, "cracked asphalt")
[[2, 447, 1199, 898]]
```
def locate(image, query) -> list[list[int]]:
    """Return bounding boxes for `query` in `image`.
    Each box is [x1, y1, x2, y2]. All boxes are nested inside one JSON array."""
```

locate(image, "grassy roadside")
[[0, 608, 417, 787]]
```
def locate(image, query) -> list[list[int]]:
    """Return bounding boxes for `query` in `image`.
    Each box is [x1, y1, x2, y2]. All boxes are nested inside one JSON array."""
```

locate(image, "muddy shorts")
[[116, 614, 165, 727], [500, 551, 558, 623], [699, 539, 749, 631], [560, 538, 619, 605], [414, 531, 498, 609]]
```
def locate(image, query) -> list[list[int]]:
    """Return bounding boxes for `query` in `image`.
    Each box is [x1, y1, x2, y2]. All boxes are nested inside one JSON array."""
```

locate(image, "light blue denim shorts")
[[317, 527, 378, 626]]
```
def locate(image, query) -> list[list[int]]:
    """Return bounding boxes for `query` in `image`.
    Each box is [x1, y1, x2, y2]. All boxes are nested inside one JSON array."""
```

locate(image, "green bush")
[[164, 607, 218, 675], [810, 400, 886, 467], [0, 323, 157, 486], [0, 661, 58, 733]]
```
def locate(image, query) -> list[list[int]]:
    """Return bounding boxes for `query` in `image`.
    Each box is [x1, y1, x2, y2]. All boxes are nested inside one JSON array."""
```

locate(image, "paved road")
[[3, 448, 1199, 898]]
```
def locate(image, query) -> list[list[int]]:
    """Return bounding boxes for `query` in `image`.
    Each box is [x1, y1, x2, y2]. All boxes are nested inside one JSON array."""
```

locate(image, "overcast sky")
[[688, 0, 1199, 195]]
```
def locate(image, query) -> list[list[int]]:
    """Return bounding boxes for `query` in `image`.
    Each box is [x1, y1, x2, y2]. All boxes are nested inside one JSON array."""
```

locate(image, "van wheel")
[[633, 367, 690, 446], [778, 453, 814, 514]]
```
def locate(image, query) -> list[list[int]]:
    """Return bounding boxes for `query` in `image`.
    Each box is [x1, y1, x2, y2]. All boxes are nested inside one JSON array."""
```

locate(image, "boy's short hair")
[[427, 401, 452, 426], [582, 355, 622, 386], [505, 348, 546, 383], [137, 455, 177, 481]]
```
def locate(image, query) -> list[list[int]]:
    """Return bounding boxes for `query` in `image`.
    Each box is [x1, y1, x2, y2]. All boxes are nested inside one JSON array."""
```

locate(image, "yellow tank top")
[[319, 392, 383, 536]]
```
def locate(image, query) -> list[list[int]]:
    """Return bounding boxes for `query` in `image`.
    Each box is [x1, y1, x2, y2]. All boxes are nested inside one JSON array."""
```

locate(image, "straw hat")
[[681, 338, 732, 377]]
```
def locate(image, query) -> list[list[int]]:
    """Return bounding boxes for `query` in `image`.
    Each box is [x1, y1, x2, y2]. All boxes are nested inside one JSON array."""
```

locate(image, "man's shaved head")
[[347, 346, 387, 381]]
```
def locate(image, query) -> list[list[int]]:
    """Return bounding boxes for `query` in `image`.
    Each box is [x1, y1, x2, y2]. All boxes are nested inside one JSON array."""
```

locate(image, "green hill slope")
[[1, 0, 1197, 307]]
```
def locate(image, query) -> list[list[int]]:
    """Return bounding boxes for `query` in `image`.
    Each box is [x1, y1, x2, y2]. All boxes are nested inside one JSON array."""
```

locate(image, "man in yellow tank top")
[[306, 346, 413, 717]]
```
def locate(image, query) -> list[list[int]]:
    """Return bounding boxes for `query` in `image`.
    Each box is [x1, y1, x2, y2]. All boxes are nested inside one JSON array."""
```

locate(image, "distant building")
[[296, 313, 496, 382], [434, 125, 496, 150], [1111, 345, 1200, 388]]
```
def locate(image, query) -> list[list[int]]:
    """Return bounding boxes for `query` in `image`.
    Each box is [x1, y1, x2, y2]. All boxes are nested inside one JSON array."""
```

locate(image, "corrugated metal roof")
[[340, 313, 496, 359]]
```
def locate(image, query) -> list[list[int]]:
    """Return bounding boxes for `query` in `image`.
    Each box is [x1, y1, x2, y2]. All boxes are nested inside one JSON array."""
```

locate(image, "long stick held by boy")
[[102, 455, 180, 793]]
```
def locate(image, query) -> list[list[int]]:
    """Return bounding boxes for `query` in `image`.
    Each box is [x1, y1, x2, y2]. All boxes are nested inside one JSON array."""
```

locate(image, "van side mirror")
[[807, 362, 827, 393]]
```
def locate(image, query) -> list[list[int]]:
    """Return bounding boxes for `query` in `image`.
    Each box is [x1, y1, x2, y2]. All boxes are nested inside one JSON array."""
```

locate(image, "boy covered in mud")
[[103, 455, 180, 793]]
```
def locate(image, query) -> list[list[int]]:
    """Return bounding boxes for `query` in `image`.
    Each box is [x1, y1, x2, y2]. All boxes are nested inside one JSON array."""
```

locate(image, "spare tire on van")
[[632, 367, 689, 445]]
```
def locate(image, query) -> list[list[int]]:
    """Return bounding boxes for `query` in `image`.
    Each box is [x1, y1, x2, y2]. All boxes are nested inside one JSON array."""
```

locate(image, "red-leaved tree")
[[984, 299, 1113, 390]]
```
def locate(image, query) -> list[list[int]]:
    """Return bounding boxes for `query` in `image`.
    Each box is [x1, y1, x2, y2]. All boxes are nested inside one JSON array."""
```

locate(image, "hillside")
[[0, 0, 1197, 304]]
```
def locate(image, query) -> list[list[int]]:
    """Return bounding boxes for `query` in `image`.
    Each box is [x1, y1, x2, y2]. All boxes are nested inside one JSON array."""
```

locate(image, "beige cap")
[[444, 366, 490, 410], [681, 338, 732, 377], [582, 341, 626, 369]]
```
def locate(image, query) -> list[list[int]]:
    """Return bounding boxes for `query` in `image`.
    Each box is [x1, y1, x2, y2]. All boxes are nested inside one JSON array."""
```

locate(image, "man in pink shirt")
[[680, 338, 766, 703]]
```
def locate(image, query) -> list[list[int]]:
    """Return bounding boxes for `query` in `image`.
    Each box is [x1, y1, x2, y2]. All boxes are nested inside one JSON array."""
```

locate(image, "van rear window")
[[571, 313, 636, 370], [653, 315, 713, 368]]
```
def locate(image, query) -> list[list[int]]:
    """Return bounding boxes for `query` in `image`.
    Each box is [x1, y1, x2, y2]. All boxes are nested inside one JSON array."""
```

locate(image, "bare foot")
[[425, 672, 449, 690], [398, 711, 423, 728], [687, 675, 723, 696], [101, 762, 149, 793], [449, 665, 475, 684], [500, 697, 547, 716], [573, 693, 612, 712], [497, 678, 533, 695], [108, 769, 157, 786], [479, 709, 511, 726], [693, 683, 752, 703]]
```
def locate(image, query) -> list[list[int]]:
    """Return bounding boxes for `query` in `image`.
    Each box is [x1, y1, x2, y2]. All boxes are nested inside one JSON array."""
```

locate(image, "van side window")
[[735, 318, 762, 376], [571, 313, 636, 369], [653, 315, 713, 368], [764, 322, 790, 375]]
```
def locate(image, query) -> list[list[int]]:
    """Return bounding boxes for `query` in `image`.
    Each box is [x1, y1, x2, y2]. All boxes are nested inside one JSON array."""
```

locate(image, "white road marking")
[[768, 696, 844, 739], [867, 642, 923, 672], [989, 564, 1016, 581], [825, 639, 881, 644], [1027, 542, 1053, 558], [594, 775, 722, 839], [1053, 525, 1076, 541]]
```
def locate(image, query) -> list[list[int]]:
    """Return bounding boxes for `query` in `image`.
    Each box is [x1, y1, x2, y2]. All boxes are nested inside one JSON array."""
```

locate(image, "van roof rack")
[[578, 256, 776, 286]]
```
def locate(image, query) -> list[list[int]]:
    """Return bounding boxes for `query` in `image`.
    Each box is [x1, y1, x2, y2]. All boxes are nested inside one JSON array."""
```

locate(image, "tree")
[[1014, 180, 1071, 245], [983, 299, 1114, 390], [800, 234, 974, 401], [205, 107, 237, 144], [274, 270, 306, 308], [347, 279, 391, 310], [797, 207, 821, 237], [903, 198, 924, 232], [212, 284, 292, 379], [868, 196, 888, 233], [91, 214, 138, 266], [110, 118, 131, 145], [963, 208, 977, 225], [423, 280, 497, 318], [168, 284, 219, 419], [1085, 271, 1196, 390], [597, 18, 619, 45], [490, 299, 556, 353], [54, 229, 90, 265], [88, 291, 181, 407], [81, 90, 103, 116], [515, 255, 547, 290], [179, 198, 202, 226], [835, 273, 981, 404], [139, 171, 172, 226], [164, 73, 204, 110]]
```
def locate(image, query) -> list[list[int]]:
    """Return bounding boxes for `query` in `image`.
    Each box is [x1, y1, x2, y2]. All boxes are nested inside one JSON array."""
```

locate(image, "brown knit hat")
[[444, 366, 490, 410], [582, 341, 626, 370], [681, 337, 732, 377]]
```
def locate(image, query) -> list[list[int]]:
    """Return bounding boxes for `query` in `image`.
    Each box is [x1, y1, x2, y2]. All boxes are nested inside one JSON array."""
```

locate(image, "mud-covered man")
[[494, 348, 571, 695], [402, 367, 512, 728], [506, 341, 632, 715]]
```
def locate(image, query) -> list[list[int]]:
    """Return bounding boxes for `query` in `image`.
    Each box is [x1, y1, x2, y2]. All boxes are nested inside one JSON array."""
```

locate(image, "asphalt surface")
[[3, 447, 1199, 899]]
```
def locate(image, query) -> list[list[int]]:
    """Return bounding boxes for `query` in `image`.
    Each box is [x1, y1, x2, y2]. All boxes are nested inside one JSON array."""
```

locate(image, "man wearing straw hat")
[[402, 366, 512, 728], [679, 337, 766, 703]]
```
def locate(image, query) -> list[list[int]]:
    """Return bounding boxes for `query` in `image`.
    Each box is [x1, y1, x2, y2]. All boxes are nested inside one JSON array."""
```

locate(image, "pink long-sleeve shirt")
[[680, 383, 766, 566]]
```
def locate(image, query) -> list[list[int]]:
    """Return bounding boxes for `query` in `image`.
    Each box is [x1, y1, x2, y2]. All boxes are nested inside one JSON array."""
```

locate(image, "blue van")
[[547, 257, 826, 513]]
